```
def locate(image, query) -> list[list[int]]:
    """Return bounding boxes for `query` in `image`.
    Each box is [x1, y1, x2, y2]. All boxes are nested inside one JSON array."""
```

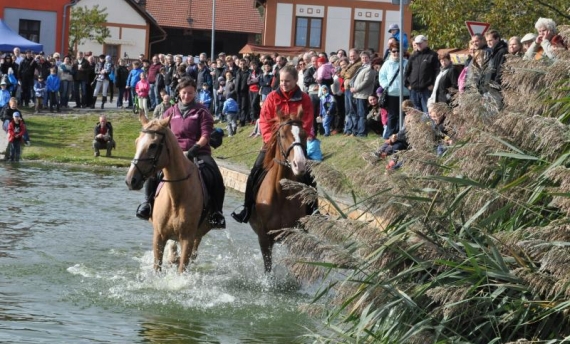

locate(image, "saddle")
[[155, 159, 210, 224]]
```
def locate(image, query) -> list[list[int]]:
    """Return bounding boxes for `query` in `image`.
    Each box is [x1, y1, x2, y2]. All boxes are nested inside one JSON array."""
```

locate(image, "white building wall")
[[384, 10, 400, 51], [72, 0, 147, 57], [274, 3, 293, 47], [325, 7, 351, 54], [4, 8, 57, 54]]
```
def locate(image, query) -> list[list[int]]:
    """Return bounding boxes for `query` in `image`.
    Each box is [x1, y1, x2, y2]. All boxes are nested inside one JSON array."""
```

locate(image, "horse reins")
[[130, 129, 192, 183], [274, 120, 306, 168]]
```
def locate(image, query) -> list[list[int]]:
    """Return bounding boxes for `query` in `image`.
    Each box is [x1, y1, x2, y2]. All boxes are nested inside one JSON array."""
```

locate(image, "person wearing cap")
[[319, 84, 336, 136], [33, 75, 46, 114], [7, 111, 26, 161], [17, 50, 38, 107], [387, 24, 409, 51], [0, 80, 11, 108], [507, 37, 524, 57], [53, 52, 62, 67], [316, 56, 335, 88], [1, 54, 19, 81], [520, 33, 537, 53], [404, 34, 439, 113]]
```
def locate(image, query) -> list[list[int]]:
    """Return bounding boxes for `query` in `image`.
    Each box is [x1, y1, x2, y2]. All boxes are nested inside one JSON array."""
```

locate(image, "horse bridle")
[[130, 129, 169, 179], [274, 120, 306, 168]]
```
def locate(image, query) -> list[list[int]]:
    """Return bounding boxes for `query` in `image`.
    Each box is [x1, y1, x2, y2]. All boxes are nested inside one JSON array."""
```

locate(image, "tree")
[[68, 5, 111, 56], [409, 0, 570, 49]]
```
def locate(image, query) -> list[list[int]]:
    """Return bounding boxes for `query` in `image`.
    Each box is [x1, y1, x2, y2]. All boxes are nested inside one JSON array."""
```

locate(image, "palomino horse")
[[249, 110, 309, 273], [125, 112, 211, 273]]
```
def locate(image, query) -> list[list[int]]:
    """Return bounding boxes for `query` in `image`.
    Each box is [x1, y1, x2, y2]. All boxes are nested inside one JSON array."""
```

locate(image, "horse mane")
[[262, 108, 304, 170]]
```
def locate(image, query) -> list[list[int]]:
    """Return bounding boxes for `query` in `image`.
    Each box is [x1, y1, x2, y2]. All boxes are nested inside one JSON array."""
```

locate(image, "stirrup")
[[231, 207, 249, 224], [136, 202, 152, 220]]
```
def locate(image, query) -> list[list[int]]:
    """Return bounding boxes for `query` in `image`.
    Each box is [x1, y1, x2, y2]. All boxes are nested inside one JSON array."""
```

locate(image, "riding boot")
[[91, 96, 96, 109], [136, 177, 158, 220], [231, 164, 263, 223], [101, 96, 106, 109]]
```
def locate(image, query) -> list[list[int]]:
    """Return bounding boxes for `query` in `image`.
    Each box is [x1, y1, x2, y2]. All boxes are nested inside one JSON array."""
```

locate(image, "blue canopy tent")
[[0, 19, 43, 53]]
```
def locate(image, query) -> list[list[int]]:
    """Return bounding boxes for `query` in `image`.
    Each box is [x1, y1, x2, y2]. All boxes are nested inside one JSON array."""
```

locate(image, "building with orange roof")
[[142, 0, 263, 57]]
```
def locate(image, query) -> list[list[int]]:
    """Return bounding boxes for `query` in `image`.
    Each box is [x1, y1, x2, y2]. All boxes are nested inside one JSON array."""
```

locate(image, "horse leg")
[[191, 237, 202, 262], [258, 233, 274, 273], [167, 240, 179, 265], [178, 239, 192, 273], [153, 233, 166, 272]]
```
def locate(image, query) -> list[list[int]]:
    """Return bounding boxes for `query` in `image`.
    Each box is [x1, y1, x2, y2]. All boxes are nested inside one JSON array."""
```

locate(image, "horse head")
[[125, 111, 173, 190], [270, 107, 307, 176]]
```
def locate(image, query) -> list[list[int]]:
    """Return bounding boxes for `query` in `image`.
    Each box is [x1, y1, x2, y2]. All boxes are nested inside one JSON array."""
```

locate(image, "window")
[[353, 21, 380, 53], [295, 17, 322, 48], [104, 44, 119, 62], [19, 19, 41, 43]]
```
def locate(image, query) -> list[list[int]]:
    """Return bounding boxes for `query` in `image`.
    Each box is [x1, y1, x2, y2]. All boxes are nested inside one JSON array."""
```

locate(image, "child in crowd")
[[152, 90, 172, 120], [0, 80, 10, 108], [319, 85, 336, 136], [370, 100, 415, 163], [7, 112, 26, 162], [46, 67, 61, 113], [307, 136, 323, 162], [198, 83, 212, 109], [33, 75, 47, 114], [135, 72, 150, 116], [5, 68, 18, 97], [126, 60, 143, 108], [222, 97, 239, 136], [215, 77, 226, 121]]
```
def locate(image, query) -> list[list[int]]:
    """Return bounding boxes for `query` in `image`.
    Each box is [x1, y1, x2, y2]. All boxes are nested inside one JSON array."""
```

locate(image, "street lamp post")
[[391, 0, 409, 130], [211, 0, 216, 59]]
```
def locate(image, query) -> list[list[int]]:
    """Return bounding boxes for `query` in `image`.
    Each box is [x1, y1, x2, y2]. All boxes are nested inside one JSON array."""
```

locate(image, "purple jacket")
[[164, 101, 213, 155]]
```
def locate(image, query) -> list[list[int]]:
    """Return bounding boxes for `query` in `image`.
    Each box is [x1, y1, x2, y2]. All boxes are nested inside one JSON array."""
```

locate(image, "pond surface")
[[0, 163, 317, 343]]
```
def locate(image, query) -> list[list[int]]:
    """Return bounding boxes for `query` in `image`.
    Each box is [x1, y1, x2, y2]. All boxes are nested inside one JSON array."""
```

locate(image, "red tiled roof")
[[145, 0, 263, 34]]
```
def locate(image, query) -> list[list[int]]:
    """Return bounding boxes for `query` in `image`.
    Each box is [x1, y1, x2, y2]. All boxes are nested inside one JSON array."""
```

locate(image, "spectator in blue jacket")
[[388, 24, 409, 51], [198, 83, 213, 109], [33, 75, 47, 114], [222, 97, 239, 136], [125, 60, 143, 108], [46, 67, 61, 112]]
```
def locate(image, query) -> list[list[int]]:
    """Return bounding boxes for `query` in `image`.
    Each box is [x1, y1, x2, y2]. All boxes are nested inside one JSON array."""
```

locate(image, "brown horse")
[[249, 110, 309, 273], [125, 113, 211, 273]]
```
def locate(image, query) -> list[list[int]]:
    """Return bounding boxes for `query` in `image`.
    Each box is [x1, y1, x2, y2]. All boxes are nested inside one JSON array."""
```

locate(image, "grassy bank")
[[18, 108, 382, 190]]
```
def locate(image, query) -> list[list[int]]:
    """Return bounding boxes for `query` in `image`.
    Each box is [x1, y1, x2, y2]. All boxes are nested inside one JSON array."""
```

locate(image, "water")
[[0, 164, 317, 343]]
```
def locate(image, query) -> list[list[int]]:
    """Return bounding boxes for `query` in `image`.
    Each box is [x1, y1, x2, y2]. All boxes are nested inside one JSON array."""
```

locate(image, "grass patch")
[[19, 109, 382, 191]]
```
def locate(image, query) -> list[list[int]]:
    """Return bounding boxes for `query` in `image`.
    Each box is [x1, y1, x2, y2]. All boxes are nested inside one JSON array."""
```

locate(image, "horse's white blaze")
[[290, 125, 306, 175], [133, 133, 152, 161]]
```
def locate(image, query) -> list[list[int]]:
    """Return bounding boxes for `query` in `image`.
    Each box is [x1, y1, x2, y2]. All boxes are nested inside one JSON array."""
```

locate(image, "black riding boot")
[[231, 164, 263, 223], [136, 177, 158, 220], [101, 96, 106, 109]]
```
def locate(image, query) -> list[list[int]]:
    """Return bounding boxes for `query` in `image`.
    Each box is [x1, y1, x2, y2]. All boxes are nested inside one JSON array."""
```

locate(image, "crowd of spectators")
[[0, 17, 567, 165]]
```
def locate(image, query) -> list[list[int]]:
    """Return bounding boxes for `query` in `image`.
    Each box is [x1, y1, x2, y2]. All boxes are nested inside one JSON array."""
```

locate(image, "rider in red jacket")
[[232, 65, 315, 223]]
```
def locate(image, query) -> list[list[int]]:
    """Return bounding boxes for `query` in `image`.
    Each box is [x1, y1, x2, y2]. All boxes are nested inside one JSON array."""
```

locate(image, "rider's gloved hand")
[[186, 144, 201, 159]]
